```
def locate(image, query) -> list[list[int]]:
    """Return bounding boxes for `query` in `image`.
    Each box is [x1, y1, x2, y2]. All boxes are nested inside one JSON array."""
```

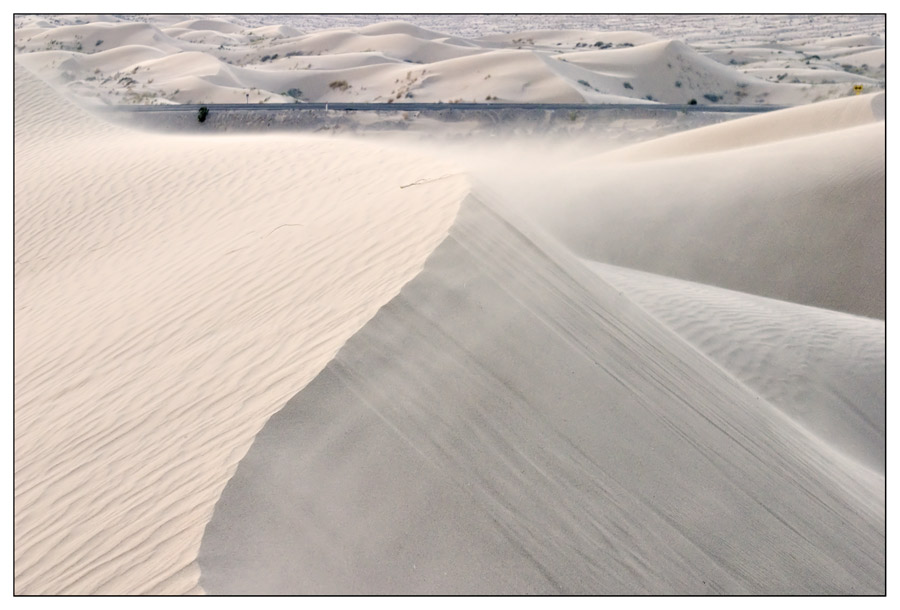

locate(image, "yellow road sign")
[[854, 85, 864, 94]]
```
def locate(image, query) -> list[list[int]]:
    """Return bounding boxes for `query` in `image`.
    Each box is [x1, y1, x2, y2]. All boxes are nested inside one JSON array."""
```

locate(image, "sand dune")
[[170, 18, 245, 34], [556, 39, 803, 104], [603, 91, 884, 160], [199, 195, 883, 594], [477, 28, 659, 49], [15, 15, 882, 106], [15, 14, 884, 596], [587, 262, 884, 473], [14, 63, 467, 594], [484, 94, 884, 318]]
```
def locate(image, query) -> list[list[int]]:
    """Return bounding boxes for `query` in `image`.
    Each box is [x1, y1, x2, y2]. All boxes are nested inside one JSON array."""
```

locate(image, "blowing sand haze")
[[14, 14, 884, 595]]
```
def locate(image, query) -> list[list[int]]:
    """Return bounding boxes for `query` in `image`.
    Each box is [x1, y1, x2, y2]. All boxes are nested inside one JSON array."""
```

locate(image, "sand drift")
[[198, 195, 884, 594], [15, 14, 884, 596]]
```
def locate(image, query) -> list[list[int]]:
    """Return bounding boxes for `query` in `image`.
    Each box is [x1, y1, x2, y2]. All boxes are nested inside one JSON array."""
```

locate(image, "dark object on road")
[[198, 106, 209, 123]]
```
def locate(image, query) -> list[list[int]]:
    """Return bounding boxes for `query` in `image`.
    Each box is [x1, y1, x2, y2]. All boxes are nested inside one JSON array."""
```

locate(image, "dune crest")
[[15, 14, 884, 596], [483, 94, 884, 319], [14, 63, 468, 594], [199, 195, 883, 594]]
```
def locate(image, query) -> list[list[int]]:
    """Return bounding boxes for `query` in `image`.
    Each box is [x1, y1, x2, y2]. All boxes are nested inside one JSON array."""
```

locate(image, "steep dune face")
[[15, 15, 884, 597], [199, 196, 883, 594], [488, 94, 884, 319], [587, 262, 884, 473], [14, 63, 468, 594]]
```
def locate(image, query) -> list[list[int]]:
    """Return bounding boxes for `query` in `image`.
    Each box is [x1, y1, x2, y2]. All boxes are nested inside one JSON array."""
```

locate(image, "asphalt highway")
[[113, 101, 786, 114]]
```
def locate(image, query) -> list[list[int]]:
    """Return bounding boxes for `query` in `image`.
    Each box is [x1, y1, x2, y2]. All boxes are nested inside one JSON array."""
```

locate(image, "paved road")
[[112, 101, 787, 114]]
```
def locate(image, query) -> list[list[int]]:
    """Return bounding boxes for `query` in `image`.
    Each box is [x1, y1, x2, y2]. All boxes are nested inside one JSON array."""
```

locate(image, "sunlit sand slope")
[[14, 63, 467, 594]]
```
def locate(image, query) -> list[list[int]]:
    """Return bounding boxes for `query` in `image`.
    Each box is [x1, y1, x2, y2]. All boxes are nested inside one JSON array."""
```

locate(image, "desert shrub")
[[197, 106, 209, 123], [285, 88, 302, 98], [688, 98, 697, 105], [623, 82, 633, 89], [578, 79, 591, 88], [329, 80, 350, 91], [703, 93, 720, 102], [674, 80, 682, 87]]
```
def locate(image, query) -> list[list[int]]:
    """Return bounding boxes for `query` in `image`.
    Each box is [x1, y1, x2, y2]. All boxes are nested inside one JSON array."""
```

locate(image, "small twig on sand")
[[263, 223, 305, 237], [400, 173, 459, 189]]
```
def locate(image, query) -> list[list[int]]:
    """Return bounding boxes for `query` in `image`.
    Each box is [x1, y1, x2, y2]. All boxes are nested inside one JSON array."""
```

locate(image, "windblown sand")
[[14, 64, 466, 594], [14, 15, 884, 596]]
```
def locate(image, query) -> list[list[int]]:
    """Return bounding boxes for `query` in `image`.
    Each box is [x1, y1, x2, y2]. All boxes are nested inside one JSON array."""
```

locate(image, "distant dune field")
[[14, 14, 884, 595], [15, 14, 883, 107]]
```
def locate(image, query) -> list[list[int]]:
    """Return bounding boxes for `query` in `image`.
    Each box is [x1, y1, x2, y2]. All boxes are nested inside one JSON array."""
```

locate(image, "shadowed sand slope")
[[586, 261, 884, 474], [199, 195, 884, 594]]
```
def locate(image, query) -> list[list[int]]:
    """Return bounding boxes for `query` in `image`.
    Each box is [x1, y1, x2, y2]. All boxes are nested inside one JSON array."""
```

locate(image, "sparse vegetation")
[[675, 80, 682, 88], [329, 80, 350, 91], [703, 93, 720, 102], [623, 82, 633, 90], [688, 98, 698, 105]]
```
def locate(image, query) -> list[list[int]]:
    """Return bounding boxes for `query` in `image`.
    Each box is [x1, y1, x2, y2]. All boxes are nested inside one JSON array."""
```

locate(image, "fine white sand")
[[14, 14, 884, 596], [483, 92, 884, 319], [14, 63, 467, 594], [585, 261, 884, 474], [14, 15, 883, 107], [200, 195, 883, 594]]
